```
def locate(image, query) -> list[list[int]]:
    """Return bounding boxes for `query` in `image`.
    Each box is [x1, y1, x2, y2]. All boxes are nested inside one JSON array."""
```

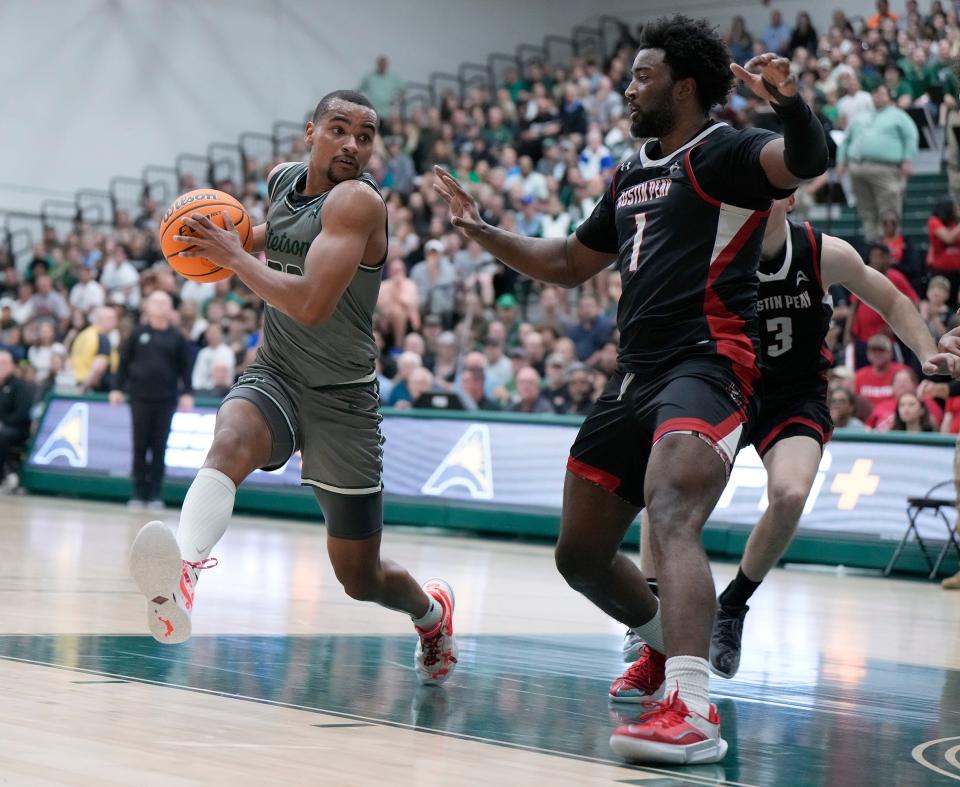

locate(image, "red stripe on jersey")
[[653, 413, 744, 447], [757, 415, 831, 456], [804, 222, 821, 285], [703, 210, 766, 408], [566, 456, 621, 493], [683, 149, 722, 207]]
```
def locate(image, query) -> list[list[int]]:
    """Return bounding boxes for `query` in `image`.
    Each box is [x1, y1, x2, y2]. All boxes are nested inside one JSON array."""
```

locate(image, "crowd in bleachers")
[[3, 1, 960, 485]]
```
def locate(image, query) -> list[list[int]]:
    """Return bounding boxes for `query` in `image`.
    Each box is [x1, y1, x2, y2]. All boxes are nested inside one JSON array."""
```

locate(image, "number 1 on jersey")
[[628, 212, 647, 272]]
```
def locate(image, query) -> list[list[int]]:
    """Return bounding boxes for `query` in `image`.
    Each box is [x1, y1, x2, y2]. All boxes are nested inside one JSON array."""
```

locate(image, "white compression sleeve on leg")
[[176, 468, 237, 563]]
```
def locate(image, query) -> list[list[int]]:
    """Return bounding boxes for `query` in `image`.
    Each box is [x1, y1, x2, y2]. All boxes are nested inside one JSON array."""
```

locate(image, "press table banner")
[[27, 399, 954, 542]]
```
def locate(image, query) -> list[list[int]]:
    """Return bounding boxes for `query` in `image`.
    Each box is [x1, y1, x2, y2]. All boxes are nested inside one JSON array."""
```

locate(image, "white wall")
[[0, 0, 879, 213], [0, 0, 607, 212]]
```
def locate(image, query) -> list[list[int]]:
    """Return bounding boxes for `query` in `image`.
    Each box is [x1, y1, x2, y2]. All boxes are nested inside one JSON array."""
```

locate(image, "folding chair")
[[884, 480, 960, 579]]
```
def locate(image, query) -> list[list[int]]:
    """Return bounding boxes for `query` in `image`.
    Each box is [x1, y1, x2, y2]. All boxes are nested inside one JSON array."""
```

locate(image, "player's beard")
[[327, 166, 356, 184], [629, 90, 676, 139], [327, 158, 360, 184]]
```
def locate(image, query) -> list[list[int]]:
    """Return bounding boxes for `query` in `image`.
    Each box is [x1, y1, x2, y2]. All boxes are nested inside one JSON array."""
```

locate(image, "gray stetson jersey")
[[255, 162, 386, 388]]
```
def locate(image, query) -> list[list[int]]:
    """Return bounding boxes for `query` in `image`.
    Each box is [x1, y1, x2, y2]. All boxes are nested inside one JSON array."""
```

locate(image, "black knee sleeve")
[[311, 487, 383, 539]]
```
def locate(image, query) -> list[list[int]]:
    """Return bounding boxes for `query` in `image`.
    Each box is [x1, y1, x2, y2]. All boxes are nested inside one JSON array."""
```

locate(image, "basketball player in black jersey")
[[435, 15, 828, 764], [624, 195, 959, 680]]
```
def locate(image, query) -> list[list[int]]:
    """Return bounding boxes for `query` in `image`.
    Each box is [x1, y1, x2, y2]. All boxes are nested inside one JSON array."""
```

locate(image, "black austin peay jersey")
[[756, 219, 833, 387], [576, 121, 794, 398]]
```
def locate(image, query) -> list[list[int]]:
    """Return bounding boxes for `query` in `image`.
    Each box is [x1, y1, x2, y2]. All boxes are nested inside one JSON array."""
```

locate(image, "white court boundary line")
[[0, 654, 762, 787], [911, 736, 960, 782]]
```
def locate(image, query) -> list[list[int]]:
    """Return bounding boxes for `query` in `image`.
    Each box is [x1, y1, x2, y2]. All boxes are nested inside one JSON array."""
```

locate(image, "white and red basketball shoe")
[[129, 521, 217, 645], [610, 691, 727, 764], [414, 579, 458, 685], [609, 644, 666, 703]]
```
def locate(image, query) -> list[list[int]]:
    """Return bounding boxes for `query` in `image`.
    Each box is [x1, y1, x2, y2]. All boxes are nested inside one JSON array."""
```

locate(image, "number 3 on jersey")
[[628, 213, 647, 272], [766, 316, 793, 357]]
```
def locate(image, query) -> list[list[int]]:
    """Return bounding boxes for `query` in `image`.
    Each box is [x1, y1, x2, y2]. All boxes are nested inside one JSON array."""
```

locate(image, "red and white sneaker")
[[129, 521, 217, 645], [609, 644, 666, 703], [610, 691, 727, 764], [414, 578, 458, 685]]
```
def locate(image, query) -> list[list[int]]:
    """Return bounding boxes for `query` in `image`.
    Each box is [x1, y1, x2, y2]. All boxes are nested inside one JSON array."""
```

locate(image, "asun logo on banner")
[[32, 402, 89, 468], [421, 424, 494, 500], [720, 445, 833, 514]]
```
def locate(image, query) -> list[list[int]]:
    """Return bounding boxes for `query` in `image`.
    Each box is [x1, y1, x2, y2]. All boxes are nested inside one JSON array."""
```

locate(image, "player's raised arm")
[[820, 233, 959, 376], [731, 54, 829, 189], [433, 166, 614, 288]]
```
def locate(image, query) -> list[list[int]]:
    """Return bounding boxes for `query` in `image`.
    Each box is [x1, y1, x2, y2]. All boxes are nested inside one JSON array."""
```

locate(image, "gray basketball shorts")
[[221, 363, 385, 537]]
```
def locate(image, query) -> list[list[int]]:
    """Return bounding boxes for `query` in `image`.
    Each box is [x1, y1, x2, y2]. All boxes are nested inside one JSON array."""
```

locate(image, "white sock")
[[630, 598, 665, 655], [176, 468, 236, 564], [664, 655, 712, 717], [411, 597, 442, 631]]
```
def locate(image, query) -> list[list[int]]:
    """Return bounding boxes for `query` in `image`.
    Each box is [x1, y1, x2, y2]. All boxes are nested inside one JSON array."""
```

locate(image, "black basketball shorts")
[[746, 380, 833, 458], [567, 360, 757, 508]]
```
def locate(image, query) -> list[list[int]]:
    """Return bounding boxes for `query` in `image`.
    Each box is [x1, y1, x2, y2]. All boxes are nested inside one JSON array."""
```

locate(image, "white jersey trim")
[[638, 122, 728, 169], [757, 220, 794, 283], [301, 477, 383, 495], [334, 370, 378, 386]]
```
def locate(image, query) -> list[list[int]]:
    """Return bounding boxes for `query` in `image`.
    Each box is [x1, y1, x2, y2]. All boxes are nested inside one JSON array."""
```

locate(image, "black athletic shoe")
[[709, 604, 748, 678]]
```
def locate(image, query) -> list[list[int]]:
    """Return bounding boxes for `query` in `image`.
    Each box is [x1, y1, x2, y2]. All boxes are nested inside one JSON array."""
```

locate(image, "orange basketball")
[[158, 189, 252, 282]]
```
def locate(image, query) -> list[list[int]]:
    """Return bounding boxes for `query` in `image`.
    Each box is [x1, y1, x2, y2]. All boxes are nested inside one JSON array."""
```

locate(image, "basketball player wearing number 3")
[[624, 196, 960, 680], [128, 90, 457, 687], [435, 17, 828, 764]]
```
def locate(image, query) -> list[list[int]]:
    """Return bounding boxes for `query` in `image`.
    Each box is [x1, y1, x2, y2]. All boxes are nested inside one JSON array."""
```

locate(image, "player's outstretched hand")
[[939, 325, 960, 360], [433, 166, 485, 239], [731, 53, 797, 107], [174, 212, 244, 268], [922, 352, 960, 378]]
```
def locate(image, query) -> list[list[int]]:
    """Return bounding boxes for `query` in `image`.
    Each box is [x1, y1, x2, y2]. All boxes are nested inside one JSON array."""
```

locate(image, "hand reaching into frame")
[[432, 167, 486, 240], [731, 53, 798, 108]]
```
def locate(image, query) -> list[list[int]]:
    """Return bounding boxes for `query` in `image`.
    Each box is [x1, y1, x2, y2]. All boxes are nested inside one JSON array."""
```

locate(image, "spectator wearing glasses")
[[829, 387, 866, 430]]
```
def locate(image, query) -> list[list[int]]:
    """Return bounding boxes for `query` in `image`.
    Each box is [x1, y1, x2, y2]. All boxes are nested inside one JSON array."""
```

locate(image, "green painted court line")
[[0, 653, 761, 787], [2, 633, 957, 786]]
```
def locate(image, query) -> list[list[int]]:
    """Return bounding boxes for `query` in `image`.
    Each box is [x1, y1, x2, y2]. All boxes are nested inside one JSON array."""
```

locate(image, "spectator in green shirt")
[[884, 65, 915, 108], [358, 55, 404, 118], [836, 84, 919, 241], [481, 106, 515, 148], [898, 45, 938, 100]]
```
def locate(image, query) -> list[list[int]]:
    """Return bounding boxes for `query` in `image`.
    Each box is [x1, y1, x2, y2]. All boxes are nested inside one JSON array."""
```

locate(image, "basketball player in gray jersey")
[[128, 90, 457, 685]]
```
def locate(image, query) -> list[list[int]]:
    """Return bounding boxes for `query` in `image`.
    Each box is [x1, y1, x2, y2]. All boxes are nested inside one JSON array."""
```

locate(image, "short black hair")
[[312, 90, 377, 123], [637, 15, 735, 112]]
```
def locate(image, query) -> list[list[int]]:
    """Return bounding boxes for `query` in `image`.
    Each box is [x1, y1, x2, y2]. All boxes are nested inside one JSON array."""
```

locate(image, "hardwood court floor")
[[0, 494, 958, 786]]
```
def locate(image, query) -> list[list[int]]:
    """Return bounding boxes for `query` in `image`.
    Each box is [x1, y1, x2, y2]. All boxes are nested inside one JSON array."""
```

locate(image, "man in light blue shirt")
[[761, 10, 792, 55], [836, 84, 919, 241]]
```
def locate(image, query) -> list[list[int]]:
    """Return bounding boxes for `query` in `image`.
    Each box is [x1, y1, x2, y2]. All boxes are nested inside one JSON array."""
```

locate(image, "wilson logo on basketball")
[[160, 192, 221, 223]]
